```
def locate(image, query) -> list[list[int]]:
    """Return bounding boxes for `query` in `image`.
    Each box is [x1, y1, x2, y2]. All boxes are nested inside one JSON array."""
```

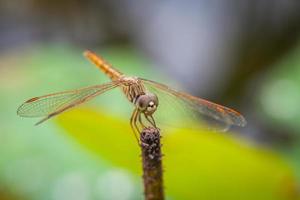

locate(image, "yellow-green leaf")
[[56, 108, 298, 200]]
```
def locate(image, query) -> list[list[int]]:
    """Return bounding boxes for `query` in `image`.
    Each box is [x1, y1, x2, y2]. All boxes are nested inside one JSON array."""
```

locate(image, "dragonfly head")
[[135, 93, 159, 115]]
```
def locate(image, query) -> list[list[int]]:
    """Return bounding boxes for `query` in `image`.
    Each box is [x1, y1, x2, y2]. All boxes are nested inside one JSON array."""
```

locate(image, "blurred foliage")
[[259, 43, 300, 131], [0, 44, 299, 200]]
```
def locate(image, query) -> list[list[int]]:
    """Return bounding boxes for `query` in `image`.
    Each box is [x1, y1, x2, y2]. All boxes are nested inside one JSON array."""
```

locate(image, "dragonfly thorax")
[[135, 93, 159, 115], [120, 76, 147, 103]]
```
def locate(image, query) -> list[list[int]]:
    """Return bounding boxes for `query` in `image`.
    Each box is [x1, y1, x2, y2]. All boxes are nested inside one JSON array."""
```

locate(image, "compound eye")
[[136, 95, 150, 110], [135, 94, 158, 113]]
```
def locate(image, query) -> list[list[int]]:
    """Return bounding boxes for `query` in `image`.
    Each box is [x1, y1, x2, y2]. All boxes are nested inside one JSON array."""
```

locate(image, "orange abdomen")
[[84, 50, 123, 81]]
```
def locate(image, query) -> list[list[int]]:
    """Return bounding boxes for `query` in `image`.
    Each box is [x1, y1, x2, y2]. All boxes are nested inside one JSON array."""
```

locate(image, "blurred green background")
[[1, 1, 300, 200]]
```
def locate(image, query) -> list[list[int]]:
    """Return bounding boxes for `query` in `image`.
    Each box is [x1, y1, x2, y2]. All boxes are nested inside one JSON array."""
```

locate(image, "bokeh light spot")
[[261, 79, 300, 120]]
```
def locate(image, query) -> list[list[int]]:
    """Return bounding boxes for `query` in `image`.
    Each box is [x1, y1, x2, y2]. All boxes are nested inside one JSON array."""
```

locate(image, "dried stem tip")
[[140, 127, 164, 200]]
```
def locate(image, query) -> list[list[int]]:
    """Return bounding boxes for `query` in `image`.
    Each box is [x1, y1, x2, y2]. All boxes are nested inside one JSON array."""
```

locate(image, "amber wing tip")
[[17, 97, 39, 116], [25, 97, 39, 103]]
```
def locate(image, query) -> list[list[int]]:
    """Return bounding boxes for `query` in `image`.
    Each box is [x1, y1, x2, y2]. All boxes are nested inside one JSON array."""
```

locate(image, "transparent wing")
[[141, 78, 246, 129], [17, 81, 121, 125]]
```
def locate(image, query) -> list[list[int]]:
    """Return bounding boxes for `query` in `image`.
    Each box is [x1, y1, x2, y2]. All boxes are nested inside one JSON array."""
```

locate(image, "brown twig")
[[140, 127, 164, 200]]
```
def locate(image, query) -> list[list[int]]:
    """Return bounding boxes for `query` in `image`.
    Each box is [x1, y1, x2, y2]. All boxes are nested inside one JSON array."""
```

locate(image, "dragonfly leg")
[[133, 110, 141, 133], [138, 112, 146, 128], [130, 108, 140, 144], [144, 114, 156, 128], [149, 115, 157, 127]]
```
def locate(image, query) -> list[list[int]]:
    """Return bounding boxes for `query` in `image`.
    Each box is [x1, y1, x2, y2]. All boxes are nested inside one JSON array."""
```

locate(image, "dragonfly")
[[17, 50, 246, 143]]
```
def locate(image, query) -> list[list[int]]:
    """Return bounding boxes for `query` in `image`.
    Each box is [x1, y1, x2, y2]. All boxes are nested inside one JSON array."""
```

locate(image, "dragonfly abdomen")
[[84, 50, 123, 81]]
